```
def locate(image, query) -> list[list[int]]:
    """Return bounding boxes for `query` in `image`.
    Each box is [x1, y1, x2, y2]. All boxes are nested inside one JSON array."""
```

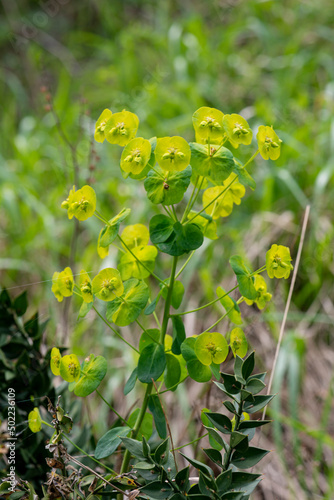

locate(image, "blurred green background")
[[1, 0, 334, 498]]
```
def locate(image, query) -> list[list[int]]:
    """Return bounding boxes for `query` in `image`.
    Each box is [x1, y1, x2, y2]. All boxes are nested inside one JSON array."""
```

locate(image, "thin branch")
[[262, 204, 311, 420]]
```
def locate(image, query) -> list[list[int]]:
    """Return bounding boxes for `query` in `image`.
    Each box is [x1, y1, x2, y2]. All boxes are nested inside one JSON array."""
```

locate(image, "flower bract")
[[79, 270, 93, 303], [104, 110, 139, 147], [67, 185, 96, 221], [266, 244, 293, 279], [202, 186, 234, 219], [50, 347, 61, 375], [60, 354, 81, 382], [92, 268, 124, 301], [244, 274, 272, 309], [155, 136, 191, 172], [195, 331, 229, 366], [28, 408, 42, 433], [120, 138, 151, 175], [94, 109, 112, 143], [192, 107, 225, 143], [121, 224, 150, 250], [229, 327, 248, 358], [52, 267, 74, 302], [223, 114, 253, 148], [257, 125, 282, 160]]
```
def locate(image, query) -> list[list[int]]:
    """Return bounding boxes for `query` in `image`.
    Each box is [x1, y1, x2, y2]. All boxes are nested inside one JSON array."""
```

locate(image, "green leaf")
[[210, 362, 221, 381], [165, 353, 181, 390], [231, 446, 270, 469], [216, 287, 242, 325], [148, 394, 167, 439], [128, 409, 153, 441], [230, 472, 262, 496], [140, 481, 173, 499], [138, 343, 166, 384], [175, 467, 190, 492], [187, 358, 212, 383], [171, 315, 186, 355], [158, 222, 204, 257], [221, 493, 245, 499], [99, 208, 131, 247], [161, 280, 185, 309], [181, 337, 197, 362], [203, 448, 222, 467], [205, 426, 226, 451], [139, 328, 160, 352], [77, 300, 93, 320], [120, 437, 146, 460], [234, 355, 246, 384], [229, 256, 257, 301], [243, 395, 275, 414], [95, 426, 131, 459], [145, 294, 162, 315], [245, 378, 266, 395], [204, 412, 232, 434], [124, 367, 137, 395], [216, 374, 242, 395], [238, 420, 271, 430], [149, 214, 174, 243], [13, 291, 28, 316], [230, 431, 248, 450], [232, 161, 256, 190], [144, 165, 192, 205], [216, 469, 233, 494], [154, 437, 170, 464], [242, 351, 255, 380], [179, 452, 214, 478], [223, 401, 238, 415], [190, 142, 235, 184], [106, 279, 149, 326], [74, 354, 107, 397]]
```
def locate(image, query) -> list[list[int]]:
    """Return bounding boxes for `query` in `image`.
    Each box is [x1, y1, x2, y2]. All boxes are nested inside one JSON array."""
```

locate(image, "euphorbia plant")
[[29, 106, 292, 499]]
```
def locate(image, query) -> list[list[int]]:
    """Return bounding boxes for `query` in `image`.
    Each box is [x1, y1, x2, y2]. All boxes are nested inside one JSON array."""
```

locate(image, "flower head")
[[121, 224, 150, 249], [79, 270, 93, 303], [155, 136, 191, 172], [266, 244, 293, 279], [257, 125, 282, 160], [50, 347, 61, 375], [104, 110, 139, 147], [60, 354, 81, 382], [94, 109, 112, 143], [192, 107, 224, 143], [195, 331, 229, 366], [223, 114, 252, 148], [62, 185, 96, 221], [244, 275, 272, 309], [52, 267, 74, 302], [120, 138, 151, 175], [92, 268, 124, 301]]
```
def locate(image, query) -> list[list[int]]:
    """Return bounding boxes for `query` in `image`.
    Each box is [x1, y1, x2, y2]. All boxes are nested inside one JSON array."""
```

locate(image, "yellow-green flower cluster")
[[266, 244, 293, 279], [61, 185, 96, 221], [52, 267, 74, 302], [91, 268, 124, 301], [155, 136, 191, 172], [244, 275, 272, 309], [94, 109, 139, 147], [257, 126, 282, 160], [223, 114, 253, 148], [192, 107, 224, 144], [202, 174, 245, 219]]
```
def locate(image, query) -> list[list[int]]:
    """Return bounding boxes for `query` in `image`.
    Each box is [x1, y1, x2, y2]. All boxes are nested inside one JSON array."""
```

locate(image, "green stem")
[[93, 305, 139, 354], [223, 396, 243, 471], [158, 376, 189, 394], [176, 285, 239, 316], [160, 256, 178, 345], [242, 149, 259, 170], [95, 389, 131, 427], [172, 432, 208, 451], [118, 235, 165, 285], [120, 383, 153, 474], [186, 174, 238, 225], [62, 433, 117, 474], [175, 251, 195, 279], [181, 176, 199, 223]]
